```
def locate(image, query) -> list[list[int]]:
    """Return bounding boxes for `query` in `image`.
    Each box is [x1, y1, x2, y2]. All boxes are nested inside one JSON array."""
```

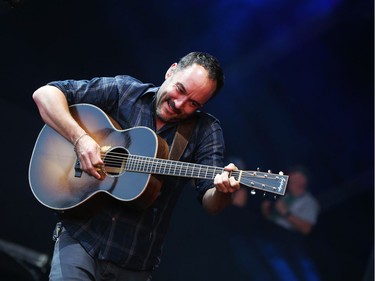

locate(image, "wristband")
[[73, 132, 88, 152]]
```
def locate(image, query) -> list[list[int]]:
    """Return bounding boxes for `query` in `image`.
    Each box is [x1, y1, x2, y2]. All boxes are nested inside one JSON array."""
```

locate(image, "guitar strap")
[[168, 117, 197, 161]]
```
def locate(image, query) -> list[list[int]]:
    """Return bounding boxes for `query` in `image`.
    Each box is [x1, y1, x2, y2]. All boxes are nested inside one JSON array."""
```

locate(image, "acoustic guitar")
[[29, 104, 288, 212]]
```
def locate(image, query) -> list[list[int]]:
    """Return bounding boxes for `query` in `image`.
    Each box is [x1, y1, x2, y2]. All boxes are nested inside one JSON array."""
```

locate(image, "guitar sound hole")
[[103, 146, 128, 176]]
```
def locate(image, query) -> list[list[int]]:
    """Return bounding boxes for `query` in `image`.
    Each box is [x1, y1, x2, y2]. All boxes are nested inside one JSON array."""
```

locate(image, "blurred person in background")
[[228, 165, 321, 281]]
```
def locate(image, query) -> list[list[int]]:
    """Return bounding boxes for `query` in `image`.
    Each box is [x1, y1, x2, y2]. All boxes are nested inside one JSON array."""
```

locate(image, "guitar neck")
[[120, 155, 287, 195]]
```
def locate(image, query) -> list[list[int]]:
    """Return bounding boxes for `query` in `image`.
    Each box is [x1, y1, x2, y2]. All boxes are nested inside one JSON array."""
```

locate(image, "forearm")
[[202, 187, 233, 214], [285, 214, 313, 235], [33, 85, 86, 144], [202, 163, 241, 214]]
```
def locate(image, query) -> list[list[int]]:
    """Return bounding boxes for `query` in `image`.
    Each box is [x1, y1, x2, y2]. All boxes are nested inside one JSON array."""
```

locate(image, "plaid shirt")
[[48, 75, 225, 270]]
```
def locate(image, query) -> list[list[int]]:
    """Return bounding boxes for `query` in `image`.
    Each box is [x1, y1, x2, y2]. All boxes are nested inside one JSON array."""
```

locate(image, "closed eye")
[[175, 82, 202, 108], [175, 82, 186, 94], [191, 101, 201, 108]]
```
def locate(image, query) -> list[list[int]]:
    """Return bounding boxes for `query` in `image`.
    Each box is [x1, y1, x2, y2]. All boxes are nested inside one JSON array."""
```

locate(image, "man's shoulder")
[[114, 75, 153, 87], [114, 75, 141, 83], [113, 75, 157, 96]]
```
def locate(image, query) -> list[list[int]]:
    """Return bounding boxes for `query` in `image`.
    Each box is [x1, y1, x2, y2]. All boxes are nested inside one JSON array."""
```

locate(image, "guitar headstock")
[[237, 169, 288, 196]]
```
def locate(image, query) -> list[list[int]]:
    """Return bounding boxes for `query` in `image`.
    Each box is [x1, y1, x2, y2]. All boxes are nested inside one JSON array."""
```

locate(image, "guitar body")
[[29, 104, 168, 212]]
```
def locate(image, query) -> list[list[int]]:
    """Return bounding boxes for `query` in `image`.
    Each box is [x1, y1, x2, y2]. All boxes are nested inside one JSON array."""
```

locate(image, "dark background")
[[0, 0, 373, 280]]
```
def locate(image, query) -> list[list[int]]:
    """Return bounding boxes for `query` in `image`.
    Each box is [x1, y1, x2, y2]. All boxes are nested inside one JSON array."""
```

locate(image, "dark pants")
[[49, 228, 152, 281]]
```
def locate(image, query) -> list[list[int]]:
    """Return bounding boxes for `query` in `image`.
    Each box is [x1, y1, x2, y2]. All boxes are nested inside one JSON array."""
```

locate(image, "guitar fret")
[[177, 161, 183, 176], [137, 156, 142, 172], [132, 156, 138, 172], [126, 156, 133, 171], [186, 163, 191, 176], [166, 160, 172, 175], [159, 159, 163, 174], [187, 163, 193, 177], [162, 159, 167, 174], [141, 156, 146, 173], [156, 159, 161, 174], [182, 162, 187, 176], [192, 163, 198, 177]]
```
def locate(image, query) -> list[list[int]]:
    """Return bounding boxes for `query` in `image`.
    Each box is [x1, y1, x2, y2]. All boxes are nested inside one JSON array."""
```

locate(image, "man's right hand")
[[74, 134, 104, 180]]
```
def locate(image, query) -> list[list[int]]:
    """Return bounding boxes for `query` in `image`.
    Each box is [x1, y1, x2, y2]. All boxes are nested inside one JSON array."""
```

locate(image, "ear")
[[165, 63, 177, 79]]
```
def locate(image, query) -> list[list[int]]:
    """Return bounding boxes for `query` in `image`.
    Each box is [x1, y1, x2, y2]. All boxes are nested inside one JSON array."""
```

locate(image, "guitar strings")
[[100, 151, 226, 179], [99, 150, 283, 180], [96, 150, 286, 193]]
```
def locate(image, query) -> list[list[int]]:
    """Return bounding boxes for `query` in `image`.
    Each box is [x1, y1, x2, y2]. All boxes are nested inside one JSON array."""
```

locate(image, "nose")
[[174, 96, 187, 109]]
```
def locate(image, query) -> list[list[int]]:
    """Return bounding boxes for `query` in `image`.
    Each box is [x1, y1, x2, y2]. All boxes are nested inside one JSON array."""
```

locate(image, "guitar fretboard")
[[126, 155, 233, 180], [102, 152, 287, 195]]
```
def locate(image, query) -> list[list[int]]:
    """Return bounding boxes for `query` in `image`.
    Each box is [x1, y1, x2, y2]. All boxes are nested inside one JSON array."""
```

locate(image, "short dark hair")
[[176, 52, 225, 97], [288, 165, 312, 182]]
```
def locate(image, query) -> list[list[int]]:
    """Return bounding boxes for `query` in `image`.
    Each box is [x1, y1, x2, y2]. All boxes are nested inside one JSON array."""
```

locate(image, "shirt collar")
[[141, 86, 159, 97]]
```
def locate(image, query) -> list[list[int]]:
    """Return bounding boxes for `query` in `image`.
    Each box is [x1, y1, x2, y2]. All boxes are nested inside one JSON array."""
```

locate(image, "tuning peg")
[[279, 171, 284, 175], [251, 190, 256, 195], [257, 167, 260, 171], [268, 169, 272, 173]]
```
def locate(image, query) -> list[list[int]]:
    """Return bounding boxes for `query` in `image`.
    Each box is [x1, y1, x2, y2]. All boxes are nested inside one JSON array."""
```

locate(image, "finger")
[[214, 174, 229, 193], [214, 173, 223, 186], [229, 176, 240, 190], [88, 152, 103, 179], [224, 163, 238, 172], [88, 167, 102, 180], [222, 170, 230, 182], [79, 151, 102, 179]]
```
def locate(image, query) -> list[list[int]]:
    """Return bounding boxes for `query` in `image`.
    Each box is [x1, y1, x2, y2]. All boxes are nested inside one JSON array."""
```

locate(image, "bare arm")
[[33, 85, 103, 179], [33, 85, 84, 143], [202, 163, 240, 214], [285, 214, 313, 235], [274, 199, 314, 235]]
